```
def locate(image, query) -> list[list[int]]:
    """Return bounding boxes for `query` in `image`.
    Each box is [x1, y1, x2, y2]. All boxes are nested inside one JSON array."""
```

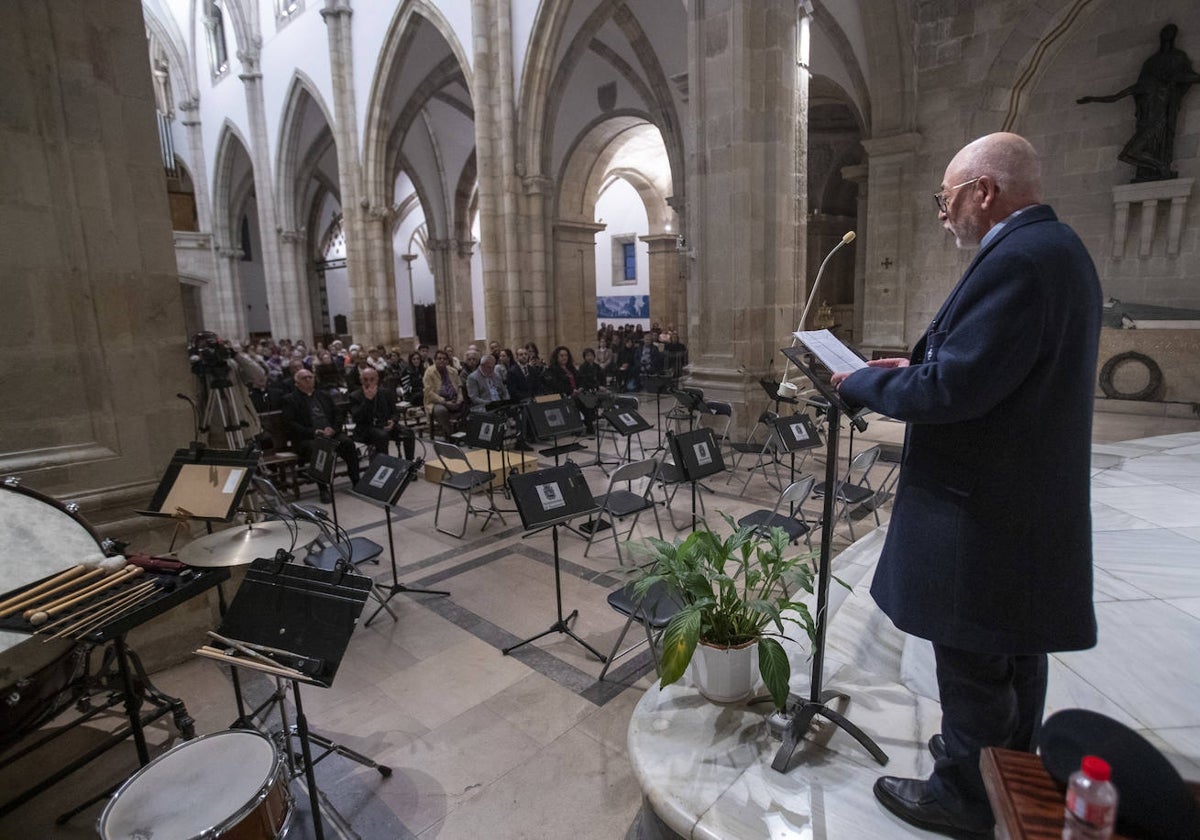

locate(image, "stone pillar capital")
[[279, 229, 304, 244], [401, 253, 419, 264], [861, 132, 922, 161], [840, 163, 868, 185], [217, 247, 244, 260], [522, 175, 554, 195]]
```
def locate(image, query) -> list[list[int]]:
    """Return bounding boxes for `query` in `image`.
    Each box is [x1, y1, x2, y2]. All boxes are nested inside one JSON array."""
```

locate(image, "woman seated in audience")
[[545, 346, 602, 435], [400, 351, 425, 405]]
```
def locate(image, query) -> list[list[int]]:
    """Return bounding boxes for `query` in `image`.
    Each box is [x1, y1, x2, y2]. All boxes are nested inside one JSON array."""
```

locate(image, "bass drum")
[[98, 730, 293, 840], [0, 481, 106, 748]]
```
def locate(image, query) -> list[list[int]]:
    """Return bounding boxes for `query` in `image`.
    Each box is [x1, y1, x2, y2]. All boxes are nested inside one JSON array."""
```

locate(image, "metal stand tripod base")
[[770, 691, 889, 771], [501, 608, 607, 661], [364, 582, 450, 627]]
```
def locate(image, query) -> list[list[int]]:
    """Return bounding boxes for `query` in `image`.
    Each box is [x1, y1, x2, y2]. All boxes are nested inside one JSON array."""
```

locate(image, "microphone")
[[779, 230, 857, 397]]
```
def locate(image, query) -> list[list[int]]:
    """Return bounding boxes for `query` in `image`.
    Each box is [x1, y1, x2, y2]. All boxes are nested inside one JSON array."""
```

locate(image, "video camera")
[[187, 331, 234, 382]]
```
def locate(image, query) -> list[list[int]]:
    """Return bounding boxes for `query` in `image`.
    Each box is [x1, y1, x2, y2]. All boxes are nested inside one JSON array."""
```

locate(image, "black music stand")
[[666, 387, 706, 434], [305, 435, 341, 526], [210, 558, 389, 840], [602, 404, 653, 464], [527, 398, 586, 463], [772, 412, 823, 486], [351, 455, 450, 627], [139, 443, 258, 523], [665, 427, 726, 530], [501, 464, 606, 661], [464, 409, 521, 508], [640, 373, 675, 453], [577, 391, 621, 474], [769, 344, 887, 771]]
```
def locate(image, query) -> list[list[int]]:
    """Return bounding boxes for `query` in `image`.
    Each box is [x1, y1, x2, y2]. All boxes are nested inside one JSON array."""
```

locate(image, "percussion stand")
[[641, 374, 674, 456], [199, 372, 248, 450], [579, 393, 620, 475], [205, 559, 391, 840], [363, 494, 451, 628]]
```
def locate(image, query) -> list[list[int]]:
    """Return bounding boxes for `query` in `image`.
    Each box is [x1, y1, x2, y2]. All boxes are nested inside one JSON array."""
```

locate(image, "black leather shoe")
[[873, 777, 991, 839], [929, 733, 947, 761]]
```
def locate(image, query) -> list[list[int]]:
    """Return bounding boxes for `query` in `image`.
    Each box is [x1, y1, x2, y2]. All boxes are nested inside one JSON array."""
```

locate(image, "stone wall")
[[0, 0, 193, 528]]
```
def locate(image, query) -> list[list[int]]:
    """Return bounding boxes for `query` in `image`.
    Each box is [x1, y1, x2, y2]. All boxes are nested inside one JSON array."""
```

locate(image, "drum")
[[98, 730, 293, 840], [0, 481, 104, 747]]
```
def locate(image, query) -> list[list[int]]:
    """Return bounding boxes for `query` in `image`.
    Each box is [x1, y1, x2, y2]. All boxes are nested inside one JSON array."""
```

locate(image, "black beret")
[[1039, 709, 1200, 839]]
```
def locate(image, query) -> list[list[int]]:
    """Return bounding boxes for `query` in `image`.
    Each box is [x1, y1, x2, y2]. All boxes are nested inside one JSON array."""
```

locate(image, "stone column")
[[179, 97, 241, 339], [427, 238, 473, 349], [472, 0, 525, 347], [685, 1, 804, 432], [280, 229, 319, 338], [553, 220, 606, 349], [322, 0, 396, 344], [841, 162, 868, 345], [400, 253, 418, 341], [238, 46, 307, 341], [641, 233, 682, 333], [858, 132, 921, 352]]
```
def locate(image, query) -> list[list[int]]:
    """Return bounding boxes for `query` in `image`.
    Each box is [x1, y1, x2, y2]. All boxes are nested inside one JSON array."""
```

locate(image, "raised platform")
[[627, 431, 1200, 838], [422, 447, 540, 490]]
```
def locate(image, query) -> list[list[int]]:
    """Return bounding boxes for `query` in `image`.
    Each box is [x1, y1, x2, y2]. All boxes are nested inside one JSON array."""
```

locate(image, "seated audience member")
[[506, 346, 534, 401], [461, 348, 482, 381], [282, 368, 361, 502], [615, 335, 638, 391], [544, 346, 596, 435], [575, 347, 606, 434], [488, 340, 502, 360], [496, 347, 513, 380], [423, 350, 465, 438], [313, 350, 344, 390], [524, 343, 548, 394], [400, 351, 425, 405], [634, 331, 664, 389], [350, 367, 415, 460], [594, 337, 614, 385], [466, 353, 510, 410], [662, 330, 687, 378]]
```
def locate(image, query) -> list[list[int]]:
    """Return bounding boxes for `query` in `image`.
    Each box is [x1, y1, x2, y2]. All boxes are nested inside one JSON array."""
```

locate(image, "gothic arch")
[[275, 72, 337, 234], [211, 121, 255, 253], [361, 0, 474, 211]]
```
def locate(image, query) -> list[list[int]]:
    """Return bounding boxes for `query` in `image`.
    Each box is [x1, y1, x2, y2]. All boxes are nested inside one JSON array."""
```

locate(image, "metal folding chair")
[[583, 458, 663, 565], [597, 578, 685, 681], [432, 440, 504, 538], [737, 476, 817, 550], [814, 444, 882, 541]]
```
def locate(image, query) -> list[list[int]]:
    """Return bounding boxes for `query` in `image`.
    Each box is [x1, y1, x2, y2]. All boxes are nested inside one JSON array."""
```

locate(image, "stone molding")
[[861, 132, 922, 160], [1111, 178, 1193, 258]]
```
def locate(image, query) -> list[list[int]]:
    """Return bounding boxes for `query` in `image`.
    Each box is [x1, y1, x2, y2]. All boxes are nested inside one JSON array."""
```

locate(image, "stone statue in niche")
[[1077, 24, 1200, 182]]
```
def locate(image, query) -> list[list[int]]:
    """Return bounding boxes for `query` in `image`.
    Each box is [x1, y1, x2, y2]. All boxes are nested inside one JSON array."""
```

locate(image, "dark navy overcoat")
[[839, 205, 1102, 654]]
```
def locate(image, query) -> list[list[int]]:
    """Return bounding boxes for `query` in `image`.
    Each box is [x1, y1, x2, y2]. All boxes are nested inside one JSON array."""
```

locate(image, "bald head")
[[947, 132, 1042, 213]]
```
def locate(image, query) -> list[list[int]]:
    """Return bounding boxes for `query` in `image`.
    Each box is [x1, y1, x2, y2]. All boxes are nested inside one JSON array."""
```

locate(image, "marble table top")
[[626, 432, 1200, 839]]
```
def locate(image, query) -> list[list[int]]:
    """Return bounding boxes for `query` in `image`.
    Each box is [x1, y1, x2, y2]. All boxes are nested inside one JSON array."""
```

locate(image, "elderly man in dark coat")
[[833, 132, 1102, 839]]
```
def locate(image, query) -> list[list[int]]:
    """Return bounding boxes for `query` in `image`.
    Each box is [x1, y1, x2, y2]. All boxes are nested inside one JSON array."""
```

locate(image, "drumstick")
[[34, 580, 152, 635], [195, 645, 308, 681], [2, 568, 107, 618], [39, 580, 156, 637], [27, 567, 143, 626], [0, 565, 91, 618], [53, 585, 159, 640]]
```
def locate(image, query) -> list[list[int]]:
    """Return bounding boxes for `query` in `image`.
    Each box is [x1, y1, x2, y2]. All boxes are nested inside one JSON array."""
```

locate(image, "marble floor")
[[0, 400, 1197, 840]]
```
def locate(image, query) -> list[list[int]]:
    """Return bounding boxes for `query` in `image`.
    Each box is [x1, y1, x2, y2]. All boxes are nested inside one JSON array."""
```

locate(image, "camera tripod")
[[199, 372, 249, 449]]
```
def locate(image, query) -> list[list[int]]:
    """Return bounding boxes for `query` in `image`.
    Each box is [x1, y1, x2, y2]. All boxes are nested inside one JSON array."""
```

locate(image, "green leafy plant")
[[628, 515, 821, 710]]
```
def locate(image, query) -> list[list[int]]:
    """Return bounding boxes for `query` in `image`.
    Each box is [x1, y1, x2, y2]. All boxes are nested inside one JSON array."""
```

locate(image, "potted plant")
[[627, 515, 821, 709]]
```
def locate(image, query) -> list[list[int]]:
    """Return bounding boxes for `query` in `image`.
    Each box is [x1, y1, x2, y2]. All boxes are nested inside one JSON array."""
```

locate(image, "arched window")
[[205, 1, 229, 79]]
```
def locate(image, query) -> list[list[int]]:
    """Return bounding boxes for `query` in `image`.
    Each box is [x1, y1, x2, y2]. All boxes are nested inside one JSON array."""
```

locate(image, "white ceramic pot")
[[690, 639, 757, 703]]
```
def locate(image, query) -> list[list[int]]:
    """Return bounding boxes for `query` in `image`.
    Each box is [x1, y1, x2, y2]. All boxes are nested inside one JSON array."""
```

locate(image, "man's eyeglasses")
[[933, 177, 982, 213]]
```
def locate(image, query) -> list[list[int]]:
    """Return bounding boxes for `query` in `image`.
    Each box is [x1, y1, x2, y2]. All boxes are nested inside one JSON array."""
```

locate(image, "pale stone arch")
[[209, 122, 258, 338], [275, 72, 337, 233], [854, 0, 917, 136], [453, 151, 479, 245], [142, 2, 199, 104], [361, 0, 475, 211], [555, 112, 679, 341]]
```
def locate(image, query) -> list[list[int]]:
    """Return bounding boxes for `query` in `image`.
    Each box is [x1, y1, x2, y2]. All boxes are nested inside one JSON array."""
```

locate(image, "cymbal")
[[176, 521, 321, 568]]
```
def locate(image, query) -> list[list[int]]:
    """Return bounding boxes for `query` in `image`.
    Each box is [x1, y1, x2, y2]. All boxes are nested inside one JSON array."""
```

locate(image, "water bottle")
[[1063, 755, 1118, 839]]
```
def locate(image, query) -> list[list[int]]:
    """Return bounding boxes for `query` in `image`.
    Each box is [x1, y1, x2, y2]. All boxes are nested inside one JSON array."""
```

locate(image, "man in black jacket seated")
[[349, 367, 416, 460], [283, 368, 361, 501]]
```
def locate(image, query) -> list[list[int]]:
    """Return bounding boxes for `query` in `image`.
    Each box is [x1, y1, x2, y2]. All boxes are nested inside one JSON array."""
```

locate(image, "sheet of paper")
[[792, 329, 867, 374]]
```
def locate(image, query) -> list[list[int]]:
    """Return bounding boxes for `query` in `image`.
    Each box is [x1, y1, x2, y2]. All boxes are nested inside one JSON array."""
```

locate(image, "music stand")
[[639, 373, 675, 453], [577, 391, 621, 474], [772, 412, 823, 485], [527, 397, 586, 463], [667, 388, 706, 433], [205, 557, 390, 840], [501, 464, 606, 661], [769, 344, 887, 771], [140, 443, 257, 523], [305, 435, 343, 527], [601, 404, 653, 465], [665, 427, 725, 530], [351, 455, 451, 627]]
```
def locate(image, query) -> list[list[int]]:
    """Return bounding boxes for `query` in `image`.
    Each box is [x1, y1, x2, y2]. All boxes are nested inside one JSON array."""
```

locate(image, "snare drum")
[[98, 730, 293, 840]]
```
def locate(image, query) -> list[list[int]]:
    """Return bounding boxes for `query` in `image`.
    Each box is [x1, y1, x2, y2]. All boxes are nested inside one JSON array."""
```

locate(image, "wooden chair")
[[257, 411, 301, 498]]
